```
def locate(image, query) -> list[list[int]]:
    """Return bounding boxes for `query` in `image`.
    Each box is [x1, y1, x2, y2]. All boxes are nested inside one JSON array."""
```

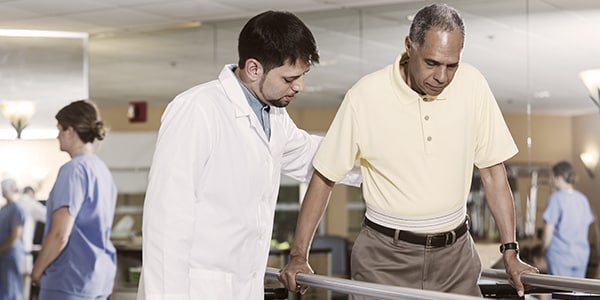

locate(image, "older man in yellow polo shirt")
[[280, 3, 538, 299]]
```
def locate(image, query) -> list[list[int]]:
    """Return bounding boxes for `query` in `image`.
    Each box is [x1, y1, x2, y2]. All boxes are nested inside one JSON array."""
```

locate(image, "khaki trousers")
[[350, 224, 483, 299]]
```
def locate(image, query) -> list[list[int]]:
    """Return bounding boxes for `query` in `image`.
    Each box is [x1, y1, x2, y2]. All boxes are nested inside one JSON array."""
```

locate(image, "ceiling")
[[1, 0, 600, 137]]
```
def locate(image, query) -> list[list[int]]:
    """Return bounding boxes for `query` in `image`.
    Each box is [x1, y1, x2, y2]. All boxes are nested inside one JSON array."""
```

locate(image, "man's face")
[[256, 59, 310, 107], [406, 29, 462, 97]]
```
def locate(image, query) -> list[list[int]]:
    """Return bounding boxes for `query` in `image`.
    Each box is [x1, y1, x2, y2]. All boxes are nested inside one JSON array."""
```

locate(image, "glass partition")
[[0, 31, 88, 139]]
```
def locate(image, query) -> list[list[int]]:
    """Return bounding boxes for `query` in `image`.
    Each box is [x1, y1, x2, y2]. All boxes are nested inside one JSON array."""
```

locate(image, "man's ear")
[[243, 58, 263, 80], [405, 36, 412, 53]]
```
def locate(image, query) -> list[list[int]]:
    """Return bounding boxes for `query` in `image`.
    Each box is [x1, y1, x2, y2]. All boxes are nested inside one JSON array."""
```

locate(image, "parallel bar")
[[481, 269, 600, 294], [265, 267, 481, 300]]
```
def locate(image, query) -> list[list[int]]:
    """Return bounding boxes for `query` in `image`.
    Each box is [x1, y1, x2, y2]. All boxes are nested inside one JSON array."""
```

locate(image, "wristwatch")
[[499, 242, 519, 254]]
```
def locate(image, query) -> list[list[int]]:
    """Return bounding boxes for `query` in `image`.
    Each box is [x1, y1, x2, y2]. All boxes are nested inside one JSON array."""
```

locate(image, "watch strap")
[[499, 242, 519, 253]]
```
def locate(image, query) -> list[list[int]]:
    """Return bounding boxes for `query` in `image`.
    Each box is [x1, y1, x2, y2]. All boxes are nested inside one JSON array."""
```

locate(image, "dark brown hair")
[[55, 100, 107, 143], [237, 10, 319, 73], [552, 161, 576, 184]]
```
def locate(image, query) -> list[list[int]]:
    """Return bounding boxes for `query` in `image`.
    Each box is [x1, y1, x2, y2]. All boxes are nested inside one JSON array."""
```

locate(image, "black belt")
[[364, 217, 469, 248]]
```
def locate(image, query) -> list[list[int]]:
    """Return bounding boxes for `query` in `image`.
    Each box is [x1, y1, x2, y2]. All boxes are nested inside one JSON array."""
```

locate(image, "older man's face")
[[406, 29, 462, 97]]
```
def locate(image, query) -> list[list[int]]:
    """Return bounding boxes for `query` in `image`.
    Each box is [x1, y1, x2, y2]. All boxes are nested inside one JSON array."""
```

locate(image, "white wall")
[[0, 132, 157, 202], [0, 139, 69, 200], [95, 132, 157, 194]]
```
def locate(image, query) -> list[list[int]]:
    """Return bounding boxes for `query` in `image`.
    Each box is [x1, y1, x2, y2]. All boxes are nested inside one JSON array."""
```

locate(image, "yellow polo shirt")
[[314, 54, 517, 233]]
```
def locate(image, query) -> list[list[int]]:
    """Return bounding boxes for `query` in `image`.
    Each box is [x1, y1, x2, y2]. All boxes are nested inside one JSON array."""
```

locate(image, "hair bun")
[[94, 120, 107, 141]]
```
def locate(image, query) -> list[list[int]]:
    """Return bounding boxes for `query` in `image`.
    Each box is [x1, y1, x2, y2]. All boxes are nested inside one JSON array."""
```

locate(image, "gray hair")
[[1, 178, 18, 198], [409, 3, 465, 48]]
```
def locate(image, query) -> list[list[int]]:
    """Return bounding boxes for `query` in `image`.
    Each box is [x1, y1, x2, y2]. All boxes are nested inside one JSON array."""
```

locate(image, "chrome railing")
[[266, 267, 600, 299], [265, 267, 482, 300], [481, 269, 600, 294]]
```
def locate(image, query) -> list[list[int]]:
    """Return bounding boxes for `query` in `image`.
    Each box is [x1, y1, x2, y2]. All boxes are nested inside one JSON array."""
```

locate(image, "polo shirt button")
[[427, 136, 432, 141], [424, 115, 430, 121]]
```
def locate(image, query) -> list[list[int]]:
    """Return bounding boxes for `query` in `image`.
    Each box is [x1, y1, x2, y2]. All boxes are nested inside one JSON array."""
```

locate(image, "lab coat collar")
[[219, 64, 271, 144], [219, 64, 253, 118]]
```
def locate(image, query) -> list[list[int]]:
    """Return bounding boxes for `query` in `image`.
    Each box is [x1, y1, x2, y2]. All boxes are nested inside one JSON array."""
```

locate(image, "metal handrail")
[[481, 269, 600, 294], [265, 267, 482, 300]]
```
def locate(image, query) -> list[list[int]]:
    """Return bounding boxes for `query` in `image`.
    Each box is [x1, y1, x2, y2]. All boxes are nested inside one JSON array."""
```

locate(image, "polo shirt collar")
[[391, 53, 449, 104]]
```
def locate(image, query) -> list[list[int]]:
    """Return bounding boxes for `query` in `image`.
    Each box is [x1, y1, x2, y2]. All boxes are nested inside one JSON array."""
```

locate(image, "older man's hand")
[[503, 251, 540, 297], [279, 255, 314, 295]]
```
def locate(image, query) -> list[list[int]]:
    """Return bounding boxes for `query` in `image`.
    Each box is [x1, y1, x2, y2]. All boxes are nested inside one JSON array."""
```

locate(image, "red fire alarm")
[[128, 101, 147, 123]]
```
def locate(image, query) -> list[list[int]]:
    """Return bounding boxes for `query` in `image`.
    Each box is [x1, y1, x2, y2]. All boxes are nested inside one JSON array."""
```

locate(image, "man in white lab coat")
[[17, 186, 46, 300], [139, 10, 353, 300]]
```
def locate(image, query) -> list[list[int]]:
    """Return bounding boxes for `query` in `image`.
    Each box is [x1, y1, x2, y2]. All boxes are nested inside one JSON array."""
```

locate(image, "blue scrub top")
[[0, 201, 25, 259], [41, 154, 117, 298], [543, 189, 595, 275], [0, 201, 26, 300]]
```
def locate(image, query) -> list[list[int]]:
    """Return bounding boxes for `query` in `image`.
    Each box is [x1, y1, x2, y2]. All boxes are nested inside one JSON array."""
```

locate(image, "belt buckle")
[[425, 235, 433, 249], [444, 230, 457, 246]]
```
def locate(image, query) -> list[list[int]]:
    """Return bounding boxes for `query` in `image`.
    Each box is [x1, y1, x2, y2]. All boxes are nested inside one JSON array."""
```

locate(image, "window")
[[346, 186, 365, 240], [272, 183, 301, 244]]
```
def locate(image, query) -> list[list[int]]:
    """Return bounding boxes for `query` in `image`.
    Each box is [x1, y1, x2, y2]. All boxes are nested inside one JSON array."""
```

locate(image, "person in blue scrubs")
[[0, 178, 26, 300], [31, 100, 118, 300], [543, 161, 595, 277]]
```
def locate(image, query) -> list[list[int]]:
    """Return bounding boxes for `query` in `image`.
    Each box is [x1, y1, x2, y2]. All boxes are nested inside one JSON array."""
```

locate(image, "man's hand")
[[279, 255, 314, 295], [31, 267, 42, 287], [503, 251, 539, 297]]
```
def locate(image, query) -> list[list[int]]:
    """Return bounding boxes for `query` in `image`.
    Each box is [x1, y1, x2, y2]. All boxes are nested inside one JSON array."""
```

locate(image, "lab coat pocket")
[[189, 268, 233, 299]]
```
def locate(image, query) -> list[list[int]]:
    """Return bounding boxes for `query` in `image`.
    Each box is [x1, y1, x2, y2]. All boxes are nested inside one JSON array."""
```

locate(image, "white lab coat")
[[139, 65, 322, 300], [17, 194, 46, 273]]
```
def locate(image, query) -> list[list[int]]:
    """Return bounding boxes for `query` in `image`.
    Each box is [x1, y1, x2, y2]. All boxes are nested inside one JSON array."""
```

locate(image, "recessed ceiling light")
[[318, 59, 337, 66], [533, 90, 551, 99], [0, 29, 87, 38], [304, 86, 323, 92]]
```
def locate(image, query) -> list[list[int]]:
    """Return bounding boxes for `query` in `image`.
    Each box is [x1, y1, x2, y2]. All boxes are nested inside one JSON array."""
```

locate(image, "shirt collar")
[[239, 78, 269, 116], [392, 53, 447, 104], [230, 65, 270, 115]]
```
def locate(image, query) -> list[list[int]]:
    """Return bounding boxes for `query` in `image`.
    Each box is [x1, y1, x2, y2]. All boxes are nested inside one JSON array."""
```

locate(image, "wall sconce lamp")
[[0, 101, 36, 139], [579, 69, 600, 110], [580, 151, 599, 179]]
